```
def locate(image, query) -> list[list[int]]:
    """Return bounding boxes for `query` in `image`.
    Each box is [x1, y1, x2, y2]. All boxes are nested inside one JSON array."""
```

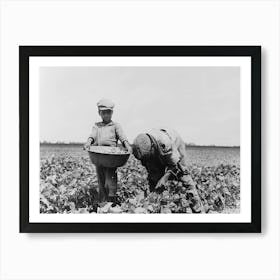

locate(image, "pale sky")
[[40, 66, 240, 146]]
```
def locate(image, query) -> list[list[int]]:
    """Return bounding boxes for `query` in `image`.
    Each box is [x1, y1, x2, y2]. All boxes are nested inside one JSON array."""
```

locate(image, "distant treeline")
[[41, 141, 83, 145], [40, 141, 240, 149]]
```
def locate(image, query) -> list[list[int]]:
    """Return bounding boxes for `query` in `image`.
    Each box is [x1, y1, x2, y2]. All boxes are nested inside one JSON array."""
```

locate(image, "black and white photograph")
[[40, 66, 240, 215], [20, 46, 261, 232]]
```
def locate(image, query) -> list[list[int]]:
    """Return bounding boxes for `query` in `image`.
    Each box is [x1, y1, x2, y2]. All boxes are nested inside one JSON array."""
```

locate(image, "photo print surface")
[[38, 64, 242, 219]]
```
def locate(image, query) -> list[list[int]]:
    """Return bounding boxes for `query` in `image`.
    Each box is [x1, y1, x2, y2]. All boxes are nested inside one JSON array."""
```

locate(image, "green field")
[[40, 144, 240, 214]]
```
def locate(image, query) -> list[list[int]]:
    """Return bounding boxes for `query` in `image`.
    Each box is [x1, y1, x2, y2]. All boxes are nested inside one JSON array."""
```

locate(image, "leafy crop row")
[[40, 148, 240, 214]]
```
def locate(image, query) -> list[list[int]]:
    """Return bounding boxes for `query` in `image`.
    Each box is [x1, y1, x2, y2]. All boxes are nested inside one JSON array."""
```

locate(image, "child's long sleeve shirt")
[[89, 121, 128, 147]]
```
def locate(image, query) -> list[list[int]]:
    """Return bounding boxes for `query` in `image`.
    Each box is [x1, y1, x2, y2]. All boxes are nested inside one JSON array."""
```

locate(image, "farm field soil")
[[40, 145, 240, 214]]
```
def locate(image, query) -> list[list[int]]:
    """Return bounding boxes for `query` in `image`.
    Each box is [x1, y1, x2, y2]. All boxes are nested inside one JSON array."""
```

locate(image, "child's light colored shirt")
[[89, 121, 128, 147]]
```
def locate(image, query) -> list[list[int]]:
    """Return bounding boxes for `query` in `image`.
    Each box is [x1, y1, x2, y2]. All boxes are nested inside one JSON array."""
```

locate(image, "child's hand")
[[84, 138, 94, 150], [126, 146, 133, 154], [83, 143, 91, 151], [123, 141, 132, 154], [155, 171, 172, 189]]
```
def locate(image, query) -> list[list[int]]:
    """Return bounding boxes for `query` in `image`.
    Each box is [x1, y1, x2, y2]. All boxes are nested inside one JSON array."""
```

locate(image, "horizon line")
[[40, 141, 240, 148]]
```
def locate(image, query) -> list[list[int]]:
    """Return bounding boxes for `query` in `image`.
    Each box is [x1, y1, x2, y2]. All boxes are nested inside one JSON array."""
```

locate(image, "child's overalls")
[[90, 121, 128, 202], [144, 128, 204, 213]]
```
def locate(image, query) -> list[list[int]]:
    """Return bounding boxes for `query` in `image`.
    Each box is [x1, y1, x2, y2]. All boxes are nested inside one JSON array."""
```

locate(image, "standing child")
[[84, 98, 132, 204]]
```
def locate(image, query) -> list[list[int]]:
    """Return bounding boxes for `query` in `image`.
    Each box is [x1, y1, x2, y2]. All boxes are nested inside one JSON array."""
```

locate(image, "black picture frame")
[[19, 46, 261, 233]]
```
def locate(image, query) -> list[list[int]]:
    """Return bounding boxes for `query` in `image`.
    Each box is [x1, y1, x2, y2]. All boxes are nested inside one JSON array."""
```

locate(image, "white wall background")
[[0, 0, 279, 280]]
